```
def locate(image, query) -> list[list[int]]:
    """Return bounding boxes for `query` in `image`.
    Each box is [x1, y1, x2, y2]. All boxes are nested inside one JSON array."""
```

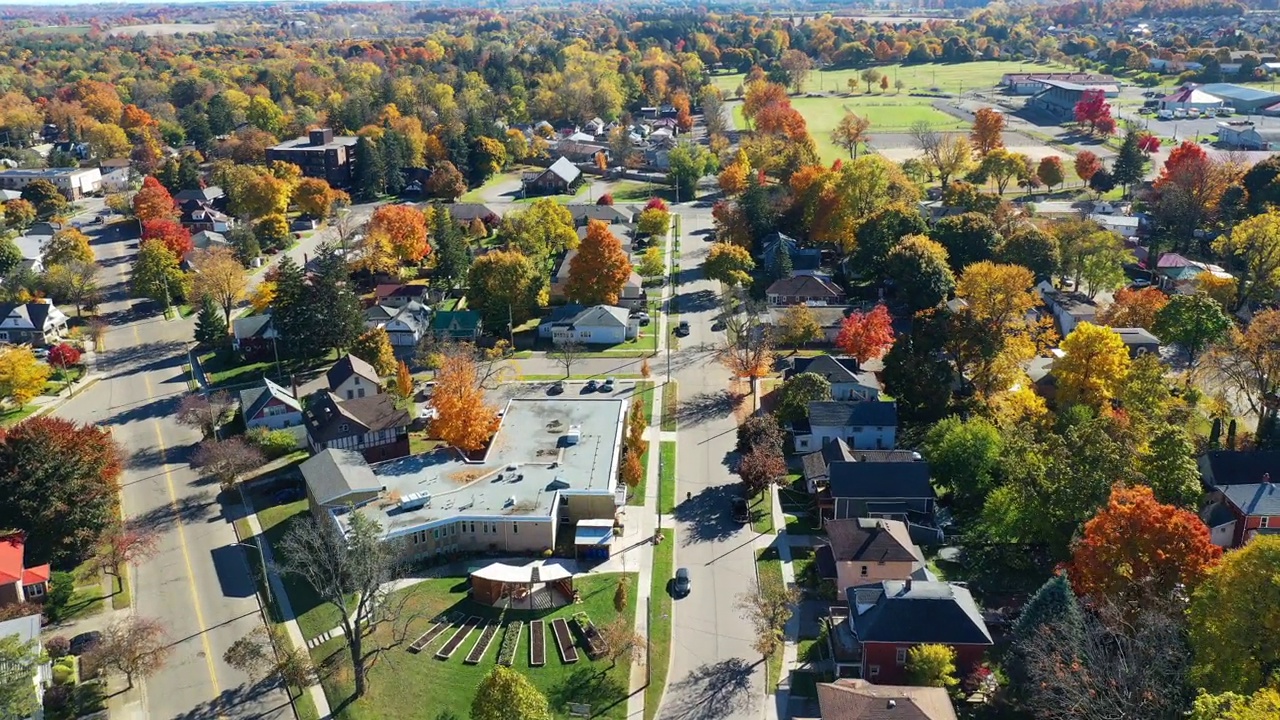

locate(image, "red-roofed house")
[[0, 533, 50, 607]]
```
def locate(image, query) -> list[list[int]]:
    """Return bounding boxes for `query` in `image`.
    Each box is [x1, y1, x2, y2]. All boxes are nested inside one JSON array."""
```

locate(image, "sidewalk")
[[23, 349, 103, 419]]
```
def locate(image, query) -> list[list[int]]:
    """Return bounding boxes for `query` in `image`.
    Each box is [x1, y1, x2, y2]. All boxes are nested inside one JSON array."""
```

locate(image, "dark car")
[[731, 497, 750, 524], [585, 379, 598, 392], [548, 381, 565, 395], [70, 631, 102, 656], [675, 320, 690, 337], [673, 568, 691, 598]]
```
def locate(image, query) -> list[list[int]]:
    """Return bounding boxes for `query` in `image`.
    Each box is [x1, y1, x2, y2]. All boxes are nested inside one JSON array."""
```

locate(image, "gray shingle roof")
[[301, 448, 381, 506], [816, 679, 957, 720], [808, 401, 898, 428], [238, 377, 300, 421], [1222, 482, 1280, 517], [546, 156, 582, 184], [766, 275, 844, 301], [827, 461, 934, 501], [791, 355, 880, 390], [824, 518, 921, 564], [1200, 500, 1237, 529], [326, 353, 381, 392], [850, 580, 992, 645]]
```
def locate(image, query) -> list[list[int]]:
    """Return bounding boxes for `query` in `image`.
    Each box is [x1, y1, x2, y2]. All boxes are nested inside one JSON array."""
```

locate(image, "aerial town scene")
[[0, 0, 1278, 719]]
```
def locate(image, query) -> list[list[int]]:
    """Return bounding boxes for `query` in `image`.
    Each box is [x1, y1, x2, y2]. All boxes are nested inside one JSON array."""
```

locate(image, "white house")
[[792, 401, 898, 453], [379, 302, 429, 347], [788, 355, 882, 401], [1088, 213, 1141, 238], [1037, 284, 1100, 336], [0, 167, 101, 200], [0, 300, 68, 347], [0, 612, 49, 718], [326, 353, 382, 401], [539, 305, 638, 345], [98, 158, 133, 192], [239, 377, 304, 432]]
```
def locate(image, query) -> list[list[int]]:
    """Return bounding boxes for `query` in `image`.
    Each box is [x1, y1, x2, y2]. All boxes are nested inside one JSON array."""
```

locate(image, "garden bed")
[[464, 620, 500, 664], [551, 617, 578, 664], [530, 619, 546, 666], [572, 611, 608, 660], [408, 612, 461, 654], [435, 616, 481, 660], [497, 621, 522, 666]]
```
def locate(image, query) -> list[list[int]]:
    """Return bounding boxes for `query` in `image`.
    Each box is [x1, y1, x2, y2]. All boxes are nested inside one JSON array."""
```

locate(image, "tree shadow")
[[673, 483, 742, 545], [131, 491, 217, 534], [674, 389, 739, 427], [549, 666, 629, 716], [102, 395, 182, 426], [674, 267, 704, 287], [659, 657, 758, 720], [167, 675, 291, 720]]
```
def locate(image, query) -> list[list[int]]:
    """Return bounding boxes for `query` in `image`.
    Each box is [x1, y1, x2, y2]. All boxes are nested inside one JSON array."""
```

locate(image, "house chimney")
[[904, 578, 913, 592], [1265, 472, 1272, 487]]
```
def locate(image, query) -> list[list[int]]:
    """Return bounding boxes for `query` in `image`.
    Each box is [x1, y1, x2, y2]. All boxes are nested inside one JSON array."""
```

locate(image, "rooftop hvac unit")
[[398, 491, 430, 511], [565, 424, 582, 446]]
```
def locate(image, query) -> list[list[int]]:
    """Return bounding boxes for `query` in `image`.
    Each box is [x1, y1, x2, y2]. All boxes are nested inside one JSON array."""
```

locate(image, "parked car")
[[548, 381, 565, 395], [731, 497, 750, 525], [70, 632, 101, 656], [585, 379, 598, 392], [673, 567, 691, 598], [675, 320, 690, 337], [601, 377, 615, 393]]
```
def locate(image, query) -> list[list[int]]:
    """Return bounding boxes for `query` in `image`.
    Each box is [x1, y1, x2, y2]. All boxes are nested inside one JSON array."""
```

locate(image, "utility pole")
[[235, 540, 271, 605], [507, 303, 515, 348]]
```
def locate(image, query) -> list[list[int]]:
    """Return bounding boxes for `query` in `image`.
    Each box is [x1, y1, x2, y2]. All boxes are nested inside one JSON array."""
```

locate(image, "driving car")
[[673, 567, 691, 598], [675, 320, 690, 336]]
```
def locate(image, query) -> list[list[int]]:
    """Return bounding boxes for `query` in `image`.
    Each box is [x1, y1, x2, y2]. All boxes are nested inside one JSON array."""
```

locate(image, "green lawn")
[[660, 382, 677, 432], [609, 180, 668, 204], [713, 59, 1073, 98], [755, 547, 786, 691], [750, 487, 775, 535], [627, 382, 656, 508], [0, 404, 40, 427], [782, 513, 823, 537], [658, 441, 677, 516], [315, 573, 638, 720], [42, 366, 84, 396], [645, 528, 675, 720]]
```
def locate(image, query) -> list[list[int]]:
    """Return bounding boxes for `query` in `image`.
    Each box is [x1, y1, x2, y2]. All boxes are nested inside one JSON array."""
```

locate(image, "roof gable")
[[851, 580, 992, 646], [827, 461, 934, 501], [825, 518, 921, 564], [301, 448, 382, 506]]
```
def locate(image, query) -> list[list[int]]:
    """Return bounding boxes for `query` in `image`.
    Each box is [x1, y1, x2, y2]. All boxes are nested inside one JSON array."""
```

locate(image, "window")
[[860, 565, 868, 576], [513, 523, 519, 534], [353, 376, 361, 385], [469, 522, 476, 533], [346, 390, 354, 400], [339, 423, 349, 432], [358, 388, 366, 398], [1263, 517, 1270, 529], [868, 665, 880, 678], [432, 528, 440, 540], [24, 582, 44, 598], [895, 647, 908, 665]]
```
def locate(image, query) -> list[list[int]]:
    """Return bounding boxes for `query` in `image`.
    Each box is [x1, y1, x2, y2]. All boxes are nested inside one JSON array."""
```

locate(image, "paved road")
[[56, 207, 294, 720]]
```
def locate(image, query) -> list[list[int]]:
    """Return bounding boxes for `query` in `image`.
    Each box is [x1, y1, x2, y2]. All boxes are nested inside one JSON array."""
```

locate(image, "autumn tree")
[[191, 437, 266, 489], [293, 177, 340, 218], [20, 179, 66, 218], [1151, 141, 1233, 252], [620, 451, 643, 494], [426, 161, 467, 200], [637, 246, 665, 278], [718, 149, 752, 195], [971, 148, 1030, 195], [950, 261, 1048, 397], [471, 666, 552, 720], [395, 360, 413, 400], [834, 305, 895, 363], [717, 303, 774, 389], [906, 644, 960, 688], [932, 212, 999, 270], [1213, 211, 1280, 310], [95, 522, 157, 597], [465, 250, 545, 334], [1036, 156, 1065, 190], [1074, 89, 1114, 135], [369, 204, 429, 264], [736, 580, 800, 659], [501, 199, 578, 268], [1206, 309, 1280, 431], [1192, 688, 1280, 720], [0, 346, 51, 406], [430, 349, 501, 452], [995, 226, 1060, 280], [774, 305, 823, 348], [44, 228, 94, 266], [132, 176, 178, 222], [91, 616, 171, 689], [884, 235, 955, 312], [1153, 293, 1232, 365], [970, 108, 1006, 156], [566, 220, 632, 306], [1074, 150, 1103, 185], [831, 111, 871, 159], [188, 246, 247, 327], [637, 207, 670, 238], [1055, 322, 1132, 410], [1188, 535, 1280, 694], [1098, 286, 1169, 330], [142, 218, 193, 259], [1068, 485, 1221, 606], [704, 242, 755, 286], [351, 328, 397, 377], [130, 241, 184, 306]]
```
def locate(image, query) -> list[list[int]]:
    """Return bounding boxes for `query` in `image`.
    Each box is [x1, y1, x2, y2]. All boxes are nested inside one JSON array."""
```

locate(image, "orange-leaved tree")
[[1098, 286, 1169, 330], [141, 218, 193, 259], [835, 304, 895, 363], [1068, 484, 1222, 605], [368, 204, 429, 263], [132, 176, 178, 222], [970, 107, 1006, 156], [428, 349, 500, 452], [566, 220, 632, 306]]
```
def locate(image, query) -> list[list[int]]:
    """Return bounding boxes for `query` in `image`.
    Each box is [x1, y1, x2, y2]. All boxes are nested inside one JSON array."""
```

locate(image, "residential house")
[[0, 612, 50, 717], [0, 300, 68, 347], [231, 315, 277, 361], [565, 204, 635, 226], [180, 199, 233, 233], [802, 679, 957, 720], [1201, 477, 1279, 548], [374, 284, 430, 309], [1038, 286, 1100, 336], [191, 230, 230, 251], [767, 275, 846, 306], [1089, 212, 1142, 238], [13, 225, 55, 274], [833, 580, 993, 685], [304, 391, 411, 462], [760, 232, 824, 276], [818, 518, 928, 598], [431, 310, 483, 341], [266, 129, 359, 188], [1198, 451, 1280, 488], [1153, 253, 1233, 295], [98, 157, 133, 192], [792, 401, 898, 453], [1111, 327, 1161, 357], [788, 356, 882, 401], [0, 533, 50, 608], [523, 157, 583, 195], [327, 353, 382, 401], [301, 448, 385, 518], [801, 438, 920, 494], [365, 302, 428, 347], [765, 305, 852, 345], [823, 461, 936, 531], [539, 305, 638, 345], [0, 167, 102, 200], [238, 377, 303, 431], [446, 203, 501, 229], [174, 186, 225, 205]]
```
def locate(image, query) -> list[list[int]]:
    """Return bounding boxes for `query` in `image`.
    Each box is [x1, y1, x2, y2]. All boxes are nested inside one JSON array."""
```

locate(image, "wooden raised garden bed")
[[498, 621, 523, 667], [408, 612, 462, 654], [571, 611, 609, 660], [551, 617, 579, 664], [530, 620, 546, 667], [436, 616, 482, 660], [465, 621, 500, 665]]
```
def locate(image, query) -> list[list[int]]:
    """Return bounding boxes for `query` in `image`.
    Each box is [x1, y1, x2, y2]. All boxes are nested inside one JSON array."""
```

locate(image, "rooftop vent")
[[398, 492, 430, 511]]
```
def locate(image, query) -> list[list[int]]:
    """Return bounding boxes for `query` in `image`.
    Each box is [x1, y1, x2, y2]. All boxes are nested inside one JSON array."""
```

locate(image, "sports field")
[[712, 59, 1074, 98]]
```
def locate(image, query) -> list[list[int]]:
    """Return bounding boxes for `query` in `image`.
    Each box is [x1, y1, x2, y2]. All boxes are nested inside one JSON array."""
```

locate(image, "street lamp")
[[235, 540, 271, 606]]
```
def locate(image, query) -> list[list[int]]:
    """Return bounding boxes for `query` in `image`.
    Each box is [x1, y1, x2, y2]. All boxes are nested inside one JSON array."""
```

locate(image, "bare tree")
[[597, 616, 645, 670], [334, 209, 361, 252], [224, 626, 314, 688], [192, 437, 266, 488], [278, 510, 417, 699], [95, 522, 159, 594], [717, 299, 774, 394], [90, 616, 172, 689], [736, 582, 800, 659], [909, 120, 943, 177], [548, 341, 586, 379], [176, 391, 235, 439]]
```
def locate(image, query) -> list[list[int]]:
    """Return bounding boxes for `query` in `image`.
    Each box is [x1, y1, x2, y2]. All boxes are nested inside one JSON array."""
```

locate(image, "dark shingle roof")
[[1222, 482, 1280, 517], [765, 275, 844, 300], [850, 580, 992, 645], [1200, 500, 1237, 529], [233, 314, 274, 340], [791, 356, 880, 390], [305, 392, 410, 444], [816, 679, 957, 720], [564, 204, 634, 225], [807, 401, 898, 428], [827, 461, 934, 501], [326, 353, 381, 391], [238, 377, 300, 420], [301, 448, 381, 506], [1201, 451, 1280, 487], [824, 518, 921, 563]]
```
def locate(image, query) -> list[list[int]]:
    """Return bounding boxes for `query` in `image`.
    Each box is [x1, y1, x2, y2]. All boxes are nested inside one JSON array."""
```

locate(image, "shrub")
[[43, 571, 76, 623], [596, 193, 614, 206], [245, 426, 298, 459], [46, 635, 71, 659], [52, 663, 74, 685]]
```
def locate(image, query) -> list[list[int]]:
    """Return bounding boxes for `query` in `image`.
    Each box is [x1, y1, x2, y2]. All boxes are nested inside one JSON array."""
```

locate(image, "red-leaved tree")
[[835, 305, 895, 363], [142, 218, 193, 258], [737, 444, 786, 498], [47, 343, 82, 370], [597, 193, 614, 206], [645, 197, 669, 212], [1074, 151, 1103, 185], [1067, 485, 1222, 605], [96, 522, 158, 594], [131, 176, 178, 222], [1074, 90, 1114, 135], [1137, 133, 1162, 154]]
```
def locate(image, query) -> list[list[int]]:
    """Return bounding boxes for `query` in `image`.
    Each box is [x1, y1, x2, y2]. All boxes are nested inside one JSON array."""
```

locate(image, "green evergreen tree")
[[194, 295, 227, 346], [177, 153, 202, 191], [1008, 574, 1086, 692], [0, 238, 21, 275], [227, 224, 261, 265], [1111, 131, 1145, 197], [381, 128, 408, 196], [271, 255, 312, 358], [432, 205, 470, 291], [206, 93, 236, 136], [353, 136, 386, 202], [776, 239, 793, 280], [309, 245, 364, 354], [739, 173, 776, 253]]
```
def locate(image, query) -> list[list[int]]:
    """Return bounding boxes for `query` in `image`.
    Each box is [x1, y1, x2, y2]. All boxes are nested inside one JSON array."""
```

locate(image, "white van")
[[1173, 108, 1187, 119]]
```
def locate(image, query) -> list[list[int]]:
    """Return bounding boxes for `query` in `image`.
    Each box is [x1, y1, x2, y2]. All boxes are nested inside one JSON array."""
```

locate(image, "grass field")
[[755, 546, 786, 691], [659, 441, 677, 515], [645, 528, 675, 720], [712, 59, 1074, 98], [315, 573, 637, 720]]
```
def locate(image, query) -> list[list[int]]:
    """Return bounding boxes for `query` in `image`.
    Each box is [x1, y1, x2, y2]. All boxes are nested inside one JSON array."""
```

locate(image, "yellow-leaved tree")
[[429, 350, 501, 452], [1054, 322, 1132, 410], [0, 346, 51, 406]]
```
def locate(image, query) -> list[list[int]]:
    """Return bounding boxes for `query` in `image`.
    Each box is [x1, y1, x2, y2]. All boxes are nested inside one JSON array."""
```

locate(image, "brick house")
[[0, 533, 51, 608], [1202, 475, 1280, 548]]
